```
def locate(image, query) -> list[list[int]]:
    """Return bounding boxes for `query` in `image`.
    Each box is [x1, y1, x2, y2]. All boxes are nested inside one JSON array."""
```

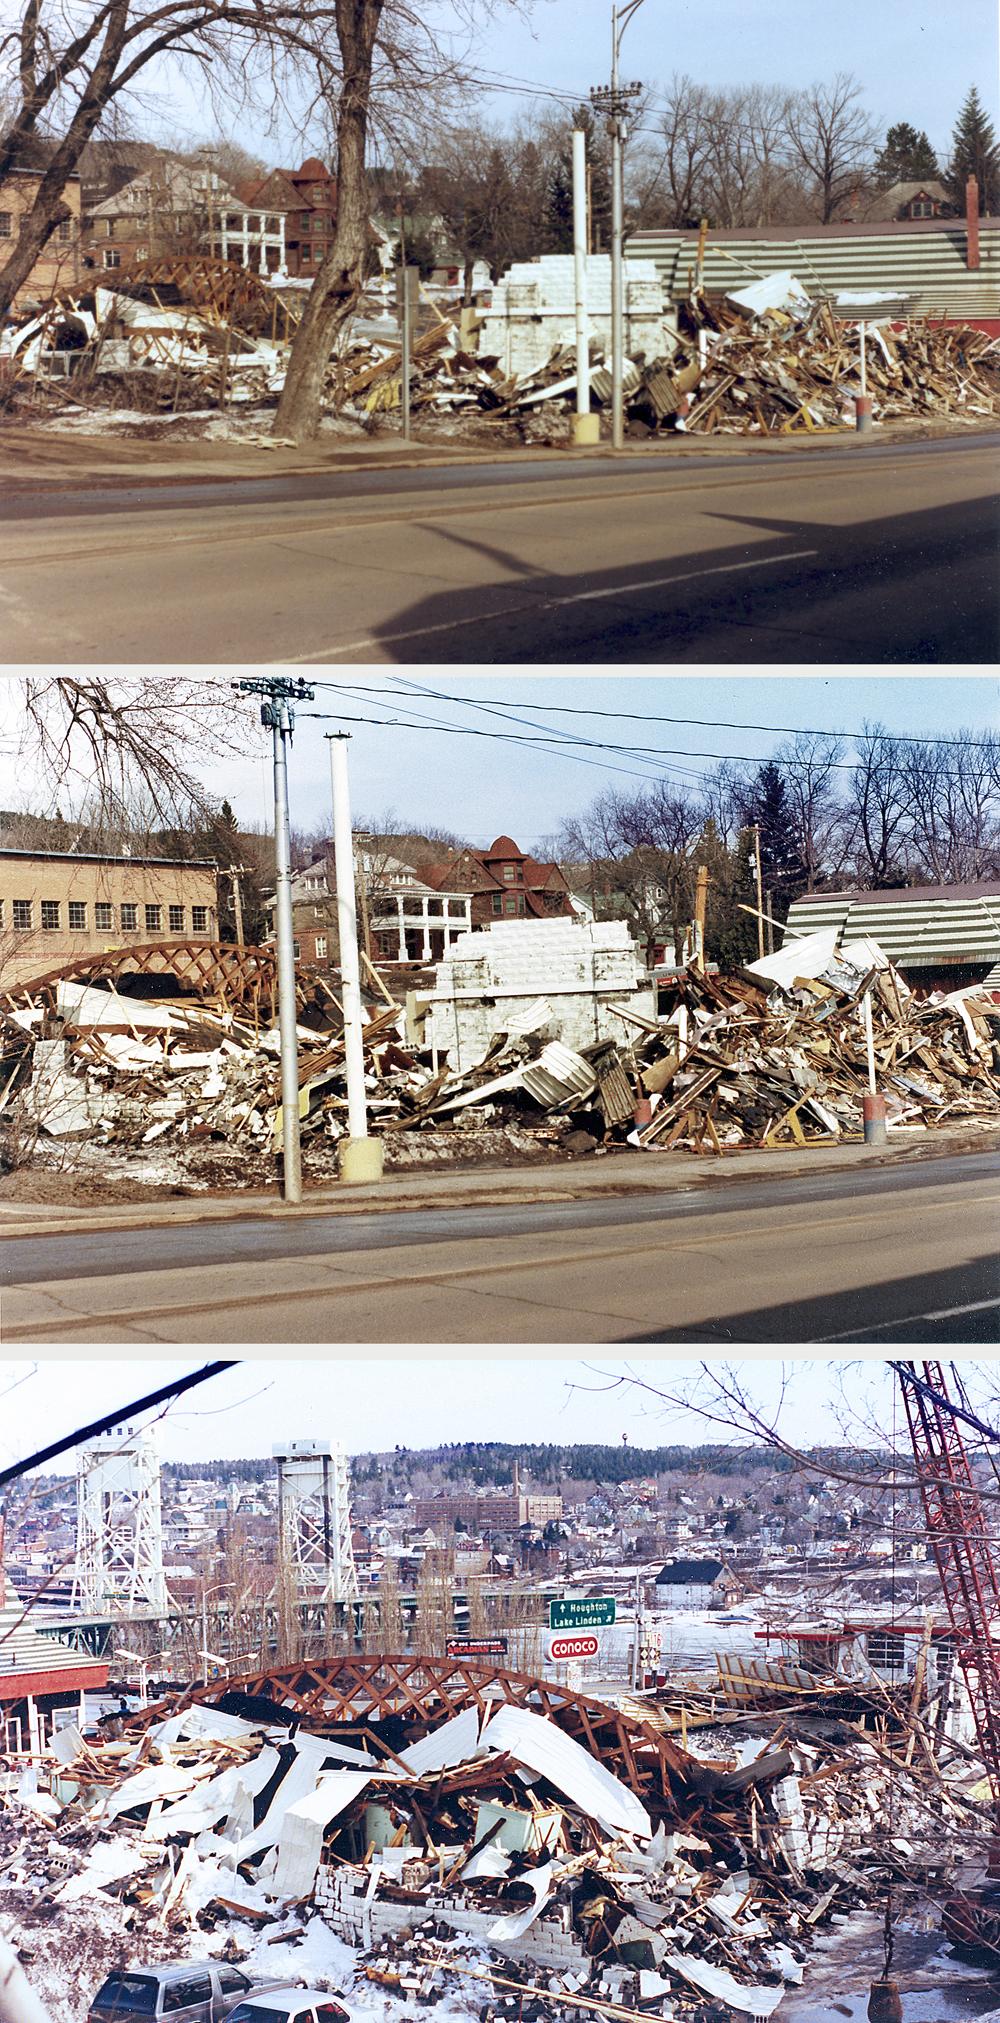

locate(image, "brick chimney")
[[967, 175, 980, 270]]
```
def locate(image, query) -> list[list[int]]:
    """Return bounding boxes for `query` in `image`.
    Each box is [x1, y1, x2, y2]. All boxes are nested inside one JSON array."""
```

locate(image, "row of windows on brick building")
[[0, 214, 73, 241], [5, 901, 209, 932]]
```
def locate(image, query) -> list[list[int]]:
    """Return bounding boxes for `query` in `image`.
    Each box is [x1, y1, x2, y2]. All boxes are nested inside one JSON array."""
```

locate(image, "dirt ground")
[[0, 1119, 594, 1205]]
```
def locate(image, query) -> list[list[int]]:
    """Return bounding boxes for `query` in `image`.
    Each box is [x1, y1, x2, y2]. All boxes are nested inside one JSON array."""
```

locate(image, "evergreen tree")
[[211, 799, 240, 866], [544, 106, 612, 254], [747, 762, 808, 914], [945, 86, 1000, 213], [873, 122, 940, 189]]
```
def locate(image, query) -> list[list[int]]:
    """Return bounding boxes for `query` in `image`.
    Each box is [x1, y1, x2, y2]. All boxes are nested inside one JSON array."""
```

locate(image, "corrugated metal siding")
[[627, 225, 1000, 316], [785, 893, 1000, 969]]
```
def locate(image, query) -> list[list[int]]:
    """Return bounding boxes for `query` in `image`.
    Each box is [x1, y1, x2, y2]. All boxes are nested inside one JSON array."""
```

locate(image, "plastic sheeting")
[[478, 1706, 651, 1839], [271, 1771, 374, 1898]]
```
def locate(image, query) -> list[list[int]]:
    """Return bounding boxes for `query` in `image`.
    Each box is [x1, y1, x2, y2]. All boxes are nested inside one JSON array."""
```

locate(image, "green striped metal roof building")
[[784, 883, 1000, 988], [626, 217, 1000, 328]]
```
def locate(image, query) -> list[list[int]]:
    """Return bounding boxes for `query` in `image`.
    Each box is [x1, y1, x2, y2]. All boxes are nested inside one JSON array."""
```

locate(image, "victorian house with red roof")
[[416, 836, 577, 929]]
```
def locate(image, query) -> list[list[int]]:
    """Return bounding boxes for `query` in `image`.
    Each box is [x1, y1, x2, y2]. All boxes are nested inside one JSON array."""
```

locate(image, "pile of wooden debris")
[[1, 1653, 989, 2022]]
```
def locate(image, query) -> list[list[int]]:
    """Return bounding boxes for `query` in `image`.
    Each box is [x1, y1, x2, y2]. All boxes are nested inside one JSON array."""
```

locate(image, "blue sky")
[[184, 672, 996, 850], [1, 674, 995, 853], [465, 0, 999, 167], [4, 1354, 990, 1473], [156, 0, 998, 178]]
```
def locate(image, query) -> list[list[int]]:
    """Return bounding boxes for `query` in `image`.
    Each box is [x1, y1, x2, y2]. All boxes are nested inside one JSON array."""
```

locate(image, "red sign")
[[548, 1634, 599, 1661]]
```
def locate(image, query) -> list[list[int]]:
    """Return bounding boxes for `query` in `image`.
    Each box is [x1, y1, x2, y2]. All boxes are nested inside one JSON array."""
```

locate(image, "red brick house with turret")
[[415, 835, 577, 930]]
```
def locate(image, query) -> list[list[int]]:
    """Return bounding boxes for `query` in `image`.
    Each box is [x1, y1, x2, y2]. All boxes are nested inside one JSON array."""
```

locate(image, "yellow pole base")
[[338, 1136, 385, 1183], [572, 413, 601, 445]]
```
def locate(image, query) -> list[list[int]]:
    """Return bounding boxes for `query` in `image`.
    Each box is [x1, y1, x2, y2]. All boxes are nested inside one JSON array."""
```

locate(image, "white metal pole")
[[573, 129, 588, 425], [329, 735, 368, 1141], [860, 320, 867, 400], [273, 704, 302, 1204], [610, 6, 624, 450], [863, 989, 877, 1094]]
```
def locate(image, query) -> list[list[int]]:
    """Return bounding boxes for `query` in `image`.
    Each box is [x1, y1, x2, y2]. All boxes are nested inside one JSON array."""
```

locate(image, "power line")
[[301, 695, 995, 783], [320, 680, 996, 753], [0, 1362, 238, 1490]]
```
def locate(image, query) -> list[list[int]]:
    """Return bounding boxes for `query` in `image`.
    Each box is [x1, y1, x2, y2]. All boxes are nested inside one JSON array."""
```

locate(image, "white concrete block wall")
[[479, 255, 670, 378], [315, 1865, 590, 1973], [422, 917, 654, 1068]]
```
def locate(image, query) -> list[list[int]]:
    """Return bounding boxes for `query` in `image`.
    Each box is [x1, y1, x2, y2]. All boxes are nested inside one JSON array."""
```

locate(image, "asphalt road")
[[2, 436, 997, 663], [4, 1152, 997, 1344]]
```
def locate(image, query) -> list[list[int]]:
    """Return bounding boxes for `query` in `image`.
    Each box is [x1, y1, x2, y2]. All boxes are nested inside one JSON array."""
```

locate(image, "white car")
[[227, 2000, 348, 2023]]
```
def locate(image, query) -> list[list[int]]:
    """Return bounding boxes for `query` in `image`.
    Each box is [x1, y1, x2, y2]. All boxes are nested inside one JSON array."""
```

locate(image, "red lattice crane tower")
[[893, 1359, 1000, 1947]]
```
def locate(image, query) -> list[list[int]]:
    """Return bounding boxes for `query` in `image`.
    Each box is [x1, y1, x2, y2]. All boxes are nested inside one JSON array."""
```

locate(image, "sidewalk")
[[0, 411, 990, 497], [3, 1122, 996, 1241]]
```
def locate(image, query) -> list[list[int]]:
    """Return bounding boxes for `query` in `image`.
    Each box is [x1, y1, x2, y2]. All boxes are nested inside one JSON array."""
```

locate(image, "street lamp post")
[[591, 1, 644, 450]]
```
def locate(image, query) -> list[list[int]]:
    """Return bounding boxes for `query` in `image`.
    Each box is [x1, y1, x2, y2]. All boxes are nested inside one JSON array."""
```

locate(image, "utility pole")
[[753, 824, 764, 960], [229, 867, 245, 946], [591, 1, 643, 450], [235, 676, 314, 1203]]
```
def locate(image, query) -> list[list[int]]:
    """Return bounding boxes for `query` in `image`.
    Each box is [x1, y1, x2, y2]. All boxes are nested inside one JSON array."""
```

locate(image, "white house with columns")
[[287, 849, 472, 966]]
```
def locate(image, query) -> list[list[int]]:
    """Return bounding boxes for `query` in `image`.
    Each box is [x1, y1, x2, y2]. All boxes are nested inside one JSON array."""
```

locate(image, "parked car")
[[87, 1961, 302, 2023], [228, 1999, 348, 2023]]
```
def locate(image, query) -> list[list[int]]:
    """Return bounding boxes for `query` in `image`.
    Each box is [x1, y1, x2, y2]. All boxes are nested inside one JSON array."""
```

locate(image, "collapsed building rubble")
[[1, 926, 998, 1187], [3, 249, 997, 440], [0, 1651, 992, 2022]]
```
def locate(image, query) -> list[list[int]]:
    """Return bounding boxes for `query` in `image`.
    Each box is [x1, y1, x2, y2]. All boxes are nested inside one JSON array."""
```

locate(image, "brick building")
[[0, 168, 82, 308], [410, 1493, 563, 1533], [240, 157, 337, 280], [0, 848, 218, 987], [417, 836, 577, 930]]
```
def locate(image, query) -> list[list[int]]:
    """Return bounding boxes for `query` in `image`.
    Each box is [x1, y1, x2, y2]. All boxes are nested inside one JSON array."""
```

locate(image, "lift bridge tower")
[[273, 1439, 359, 1603], [74, 1421, 167, 1616]]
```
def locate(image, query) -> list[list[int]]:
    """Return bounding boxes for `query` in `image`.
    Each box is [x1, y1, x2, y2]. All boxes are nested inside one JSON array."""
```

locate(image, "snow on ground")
[[2, 1891, 485, 2023], [17, 403, 372, 441]]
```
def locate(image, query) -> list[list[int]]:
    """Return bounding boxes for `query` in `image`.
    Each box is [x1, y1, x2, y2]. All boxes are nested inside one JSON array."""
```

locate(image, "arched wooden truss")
[[1, 940, 279, 1016], [175, 1653, 700, 1822], [111, 256, 302, 341]]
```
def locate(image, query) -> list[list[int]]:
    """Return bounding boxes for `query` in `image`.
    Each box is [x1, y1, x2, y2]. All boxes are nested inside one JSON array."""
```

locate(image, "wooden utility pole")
[[693, 863, 708, 972], [753, 824, 764, 959], [230, 869, 245, 947]]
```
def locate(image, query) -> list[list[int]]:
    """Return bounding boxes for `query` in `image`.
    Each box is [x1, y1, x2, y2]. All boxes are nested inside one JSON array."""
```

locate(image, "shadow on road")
[[369, 487, 999, 664], [615, 1253, 1000, 1344]]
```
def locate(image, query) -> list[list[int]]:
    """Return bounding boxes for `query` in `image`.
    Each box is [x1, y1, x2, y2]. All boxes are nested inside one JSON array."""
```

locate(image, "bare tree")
[[2, 676, 260, 828], [699, 82, 799, 228], [783, 71, 879, 223], [772, 730, 850, 892], [275, 0, 525, 441], [559, 782, 703, 960], [849, 721, 912, 887], [634, 73, 712, 228], [900, 732, 1000, 885], [0, 0, 345, 319]]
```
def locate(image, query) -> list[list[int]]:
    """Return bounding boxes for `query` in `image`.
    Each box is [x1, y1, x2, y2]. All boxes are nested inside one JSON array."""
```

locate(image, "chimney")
[[967, 175, 980, 270]]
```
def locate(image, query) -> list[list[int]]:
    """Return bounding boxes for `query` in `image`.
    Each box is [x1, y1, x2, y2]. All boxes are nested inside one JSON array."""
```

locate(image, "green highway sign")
[[549, 1596, 616, 1631]]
